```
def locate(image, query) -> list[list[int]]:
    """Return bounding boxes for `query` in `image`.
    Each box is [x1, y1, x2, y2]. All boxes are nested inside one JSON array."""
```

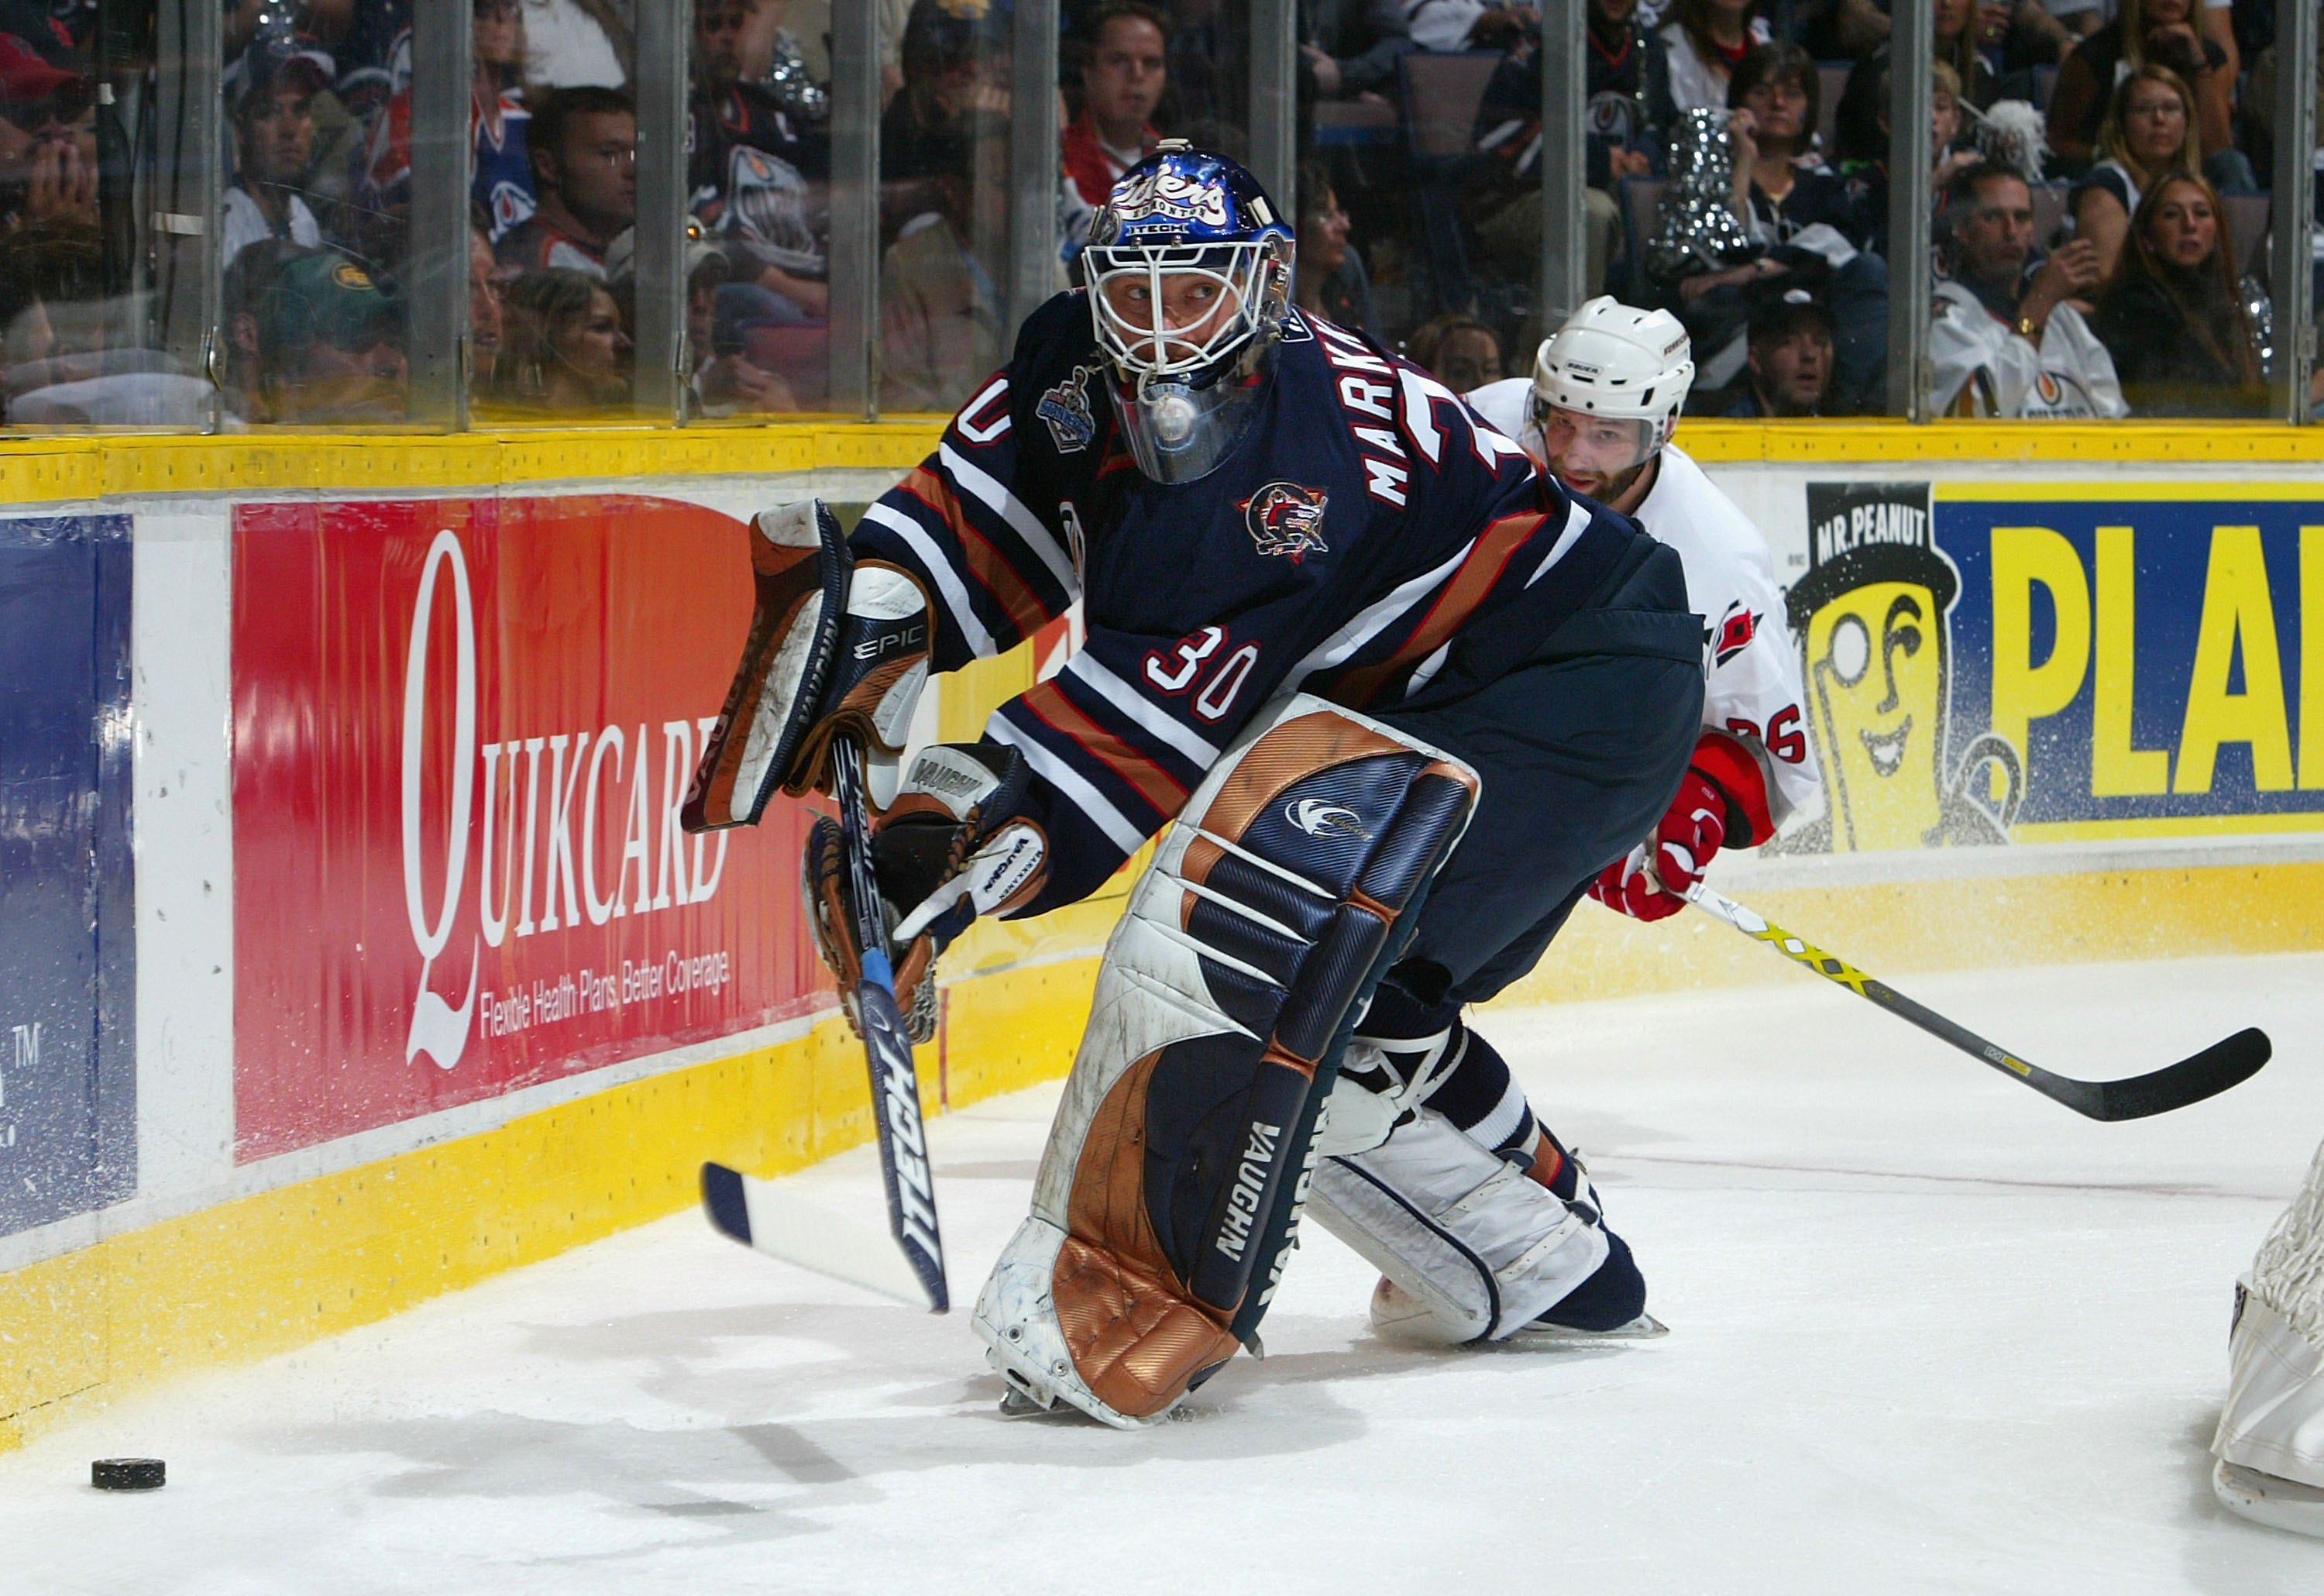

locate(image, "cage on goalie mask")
[[1084, 142, 1294, 484]]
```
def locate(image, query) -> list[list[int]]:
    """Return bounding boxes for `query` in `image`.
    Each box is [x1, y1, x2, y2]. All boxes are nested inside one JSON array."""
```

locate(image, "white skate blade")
[[1512, 1312, 1670, 1344], [2214, 1458, 2324, 1537]]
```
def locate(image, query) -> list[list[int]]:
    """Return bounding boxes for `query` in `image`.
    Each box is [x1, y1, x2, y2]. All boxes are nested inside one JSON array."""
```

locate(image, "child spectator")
[[1929, 161, 2125, 415], [1836, 0, 2000, 169], [496, 266, 631, 411], [222, 36, 335, 268], [2090, 170, 2267, 414], [1063, 3, 1166, 208], [1849, 60, 1979, 253], [497, 85, 634, 277], [1658, 0, 1770, 115], [2070, 65, 2199, 282]]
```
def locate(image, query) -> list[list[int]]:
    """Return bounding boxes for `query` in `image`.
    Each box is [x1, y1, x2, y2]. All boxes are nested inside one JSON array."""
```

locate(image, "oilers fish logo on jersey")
[[1037, 366, 1099, 452], [1240, 481, 1329, 560]]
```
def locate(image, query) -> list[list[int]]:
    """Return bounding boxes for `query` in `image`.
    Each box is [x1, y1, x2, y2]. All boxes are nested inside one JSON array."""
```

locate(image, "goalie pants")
[[1380, 538, 1704, 1007]]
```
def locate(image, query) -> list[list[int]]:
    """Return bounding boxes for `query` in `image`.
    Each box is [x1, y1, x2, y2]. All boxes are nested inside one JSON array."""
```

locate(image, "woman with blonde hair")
[[2070, 64, 2199, 282], [2090, 171, 2267, 415], [2045, 0, 2234, 172]]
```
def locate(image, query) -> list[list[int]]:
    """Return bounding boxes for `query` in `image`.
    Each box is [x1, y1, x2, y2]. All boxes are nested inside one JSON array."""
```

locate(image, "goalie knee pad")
[[1306, 1106, 1613, 1344], [972, 695, 1479, 1427]]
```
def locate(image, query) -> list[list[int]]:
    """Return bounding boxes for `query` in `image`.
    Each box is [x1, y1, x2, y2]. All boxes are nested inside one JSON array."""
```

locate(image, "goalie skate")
[[1367, 1277, 1668, 1347]]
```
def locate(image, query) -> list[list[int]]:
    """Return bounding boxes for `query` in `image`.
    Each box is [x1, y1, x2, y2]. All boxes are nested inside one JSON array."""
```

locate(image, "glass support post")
[[408, 0, 474, 428], [1539, 0, 1589, 325], [1885, 0, 1934, 421], [2272, 0, 2318, 424]]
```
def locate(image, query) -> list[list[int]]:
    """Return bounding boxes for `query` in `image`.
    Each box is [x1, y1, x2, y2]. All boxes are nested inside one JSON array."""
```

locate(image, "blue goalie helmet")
[[1083, 140, 1294, 483]]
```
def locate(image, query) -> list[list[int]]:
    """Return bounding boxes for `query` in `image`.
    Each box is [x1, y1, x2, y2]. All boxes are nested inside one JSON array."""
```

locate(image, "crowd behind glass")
[[0, 0, 2309, 427]]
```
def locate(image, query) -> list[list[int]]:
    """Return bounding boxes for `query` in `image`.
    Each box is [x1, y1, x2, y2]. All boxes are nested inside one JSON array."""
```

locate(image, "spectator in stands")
[[693, 0, 830, 322], [1406, 313, 1503, 392], [0, 40, 99, 232], [2046, 0, 2235, 177], [884, 0, 1009, 184], [1928, 161, 2126, 416], [254, 249, 410, 423], [703, 282, 806, 411], [1848, 60, 1979, 253], [1293, 164, 1377, 336], [520, 0, 630, 93], [469, 225, 504, 388], [1720, 287, 1836, 416], [1836, 0, 1999, 170], [363, 0, 537, 251], [496, 266, 630, 411], [880, 121, 1006, 413], [2091, 171, 2268, 414], [1671, 46, 1886, 406], [2071, 66, 2200, 284], [222, 36, 334, 270], [1471, 0, 1674, 298], [1301, 0, 1412, 101], [497, 86, 634, 277], [1658, 0, 1769, 115], [0, 222, 208, 425], [1790, 0, 1889, 62], [1063, 3, 1166, 208]]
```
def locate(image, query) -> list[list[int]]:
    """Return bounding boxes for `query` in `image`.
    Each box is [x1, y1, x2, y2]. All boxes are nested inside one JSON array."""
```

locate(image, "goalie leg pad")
[[1306, 1106, 1611, 1343], [972, 695, 1479, 1426]]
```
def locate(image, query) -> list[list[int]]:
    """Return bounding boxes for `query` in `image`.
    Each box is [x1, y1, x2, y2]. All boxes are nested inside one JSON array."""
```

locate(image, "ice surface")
[[9, 953, 2324, 1594]]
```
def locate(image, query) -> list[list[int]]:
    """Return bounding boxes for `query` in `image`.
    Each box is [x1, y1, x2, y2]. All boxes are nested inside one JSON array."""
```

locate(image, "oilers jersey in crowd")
[[851, 291, 1648, 913]]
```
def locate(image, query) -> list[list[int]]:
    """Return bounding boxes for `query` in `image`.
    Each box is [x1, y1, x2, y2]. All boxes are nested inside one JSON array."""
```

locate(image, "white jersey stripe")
[[1286, 542, 1471, 690], [1063, 650, 1223, 769], [939, 442, 1080, 597], [1524, 500, 1591, 588], [861, 500, 999, 659], [988, 713, 1150, 855]]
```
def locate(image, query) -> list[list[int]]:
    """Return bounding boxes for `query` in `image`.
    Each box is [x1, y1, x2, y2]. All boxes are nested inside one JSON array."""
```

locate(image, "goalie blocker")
[[972, 697, 1479, 1428]]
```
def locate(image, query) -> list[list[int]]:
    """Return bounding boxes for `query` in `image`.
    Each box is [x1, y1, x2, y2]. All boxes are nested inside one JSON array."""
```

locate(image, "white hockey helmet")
[[1528, 297, 1695, 470]]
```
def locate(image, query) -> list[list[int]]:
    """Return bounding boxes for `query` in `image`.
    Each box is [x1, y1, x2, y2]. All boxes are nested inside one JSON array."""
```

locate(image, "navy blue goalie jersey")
[[854, 291, 1638, 913]]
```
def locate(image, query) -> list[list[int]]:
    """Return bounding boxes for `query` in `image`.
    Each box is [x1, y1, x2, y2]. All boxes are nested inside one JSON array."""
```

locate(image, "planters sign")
[[232, 497, 825, 1161], [1783, 483, 2324, 851]]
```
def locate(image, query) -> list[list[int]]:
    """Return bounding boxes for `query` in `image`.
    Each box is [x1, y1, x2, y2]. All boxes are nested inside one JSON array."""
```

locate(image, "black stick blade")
[[2088, 1027, 2272, 1122]]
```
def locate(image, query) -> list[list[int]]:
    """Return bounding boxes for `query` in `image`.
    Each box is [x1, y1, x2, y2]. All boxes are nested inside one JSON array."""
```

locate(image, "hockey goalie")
[[689, 143, 1708, 1427]]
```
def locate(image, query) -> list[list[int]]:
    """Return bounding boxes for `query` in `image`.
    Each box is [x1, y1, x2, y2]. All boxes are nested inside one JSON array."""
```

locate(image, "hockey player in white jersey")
[[1467, 295, 1824, 909]]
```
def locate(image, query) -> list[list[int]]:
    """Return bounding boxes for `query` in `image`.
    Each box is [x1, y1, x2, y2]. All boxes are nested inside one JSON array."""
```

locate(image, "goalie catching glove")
[[803, 742, 1049, 1041], [683, 497, 933, 831], [1588, 731, 1768, 921]]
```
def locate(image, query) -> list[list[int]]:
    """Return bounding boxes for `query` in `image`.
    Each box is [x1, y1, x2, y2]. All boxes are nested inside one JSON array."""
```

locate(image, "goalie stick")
[[700, 734, 951, 1310], [1682, 882, 2270, 1121]]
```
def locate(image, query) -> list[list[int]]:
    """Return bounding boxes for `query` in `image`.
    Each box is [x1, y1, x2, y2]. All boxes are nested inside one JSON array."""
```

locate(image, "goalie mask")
[[1084, 140, 1294, 484]]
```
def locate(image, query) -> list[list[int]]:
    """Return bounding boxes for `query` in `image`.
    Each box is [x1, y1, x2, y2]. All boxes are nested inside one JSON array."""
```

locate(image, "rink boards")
[[5, 419, 2324, 1450]]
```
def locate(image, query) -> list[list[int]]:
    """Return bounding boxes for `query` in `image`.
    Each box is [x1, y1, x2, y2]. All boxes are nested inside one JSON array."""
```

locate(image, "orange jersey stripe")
[[1019, 680, 1190, 817], [1332, 511, 1545, 705], [900, 465, 1053, 641]]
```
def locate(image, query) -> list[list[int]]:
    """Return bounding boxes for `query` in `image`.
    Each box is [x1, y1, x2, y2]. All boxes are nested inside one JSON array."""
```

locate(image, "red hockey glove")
[[1588, 767, 1730, 923]]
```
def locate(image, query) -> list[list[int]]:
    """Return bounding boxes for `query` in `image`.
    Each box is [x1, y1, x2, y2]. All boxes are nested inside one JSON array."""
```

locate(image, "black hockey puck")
[[91, 1457, 165, 1491]]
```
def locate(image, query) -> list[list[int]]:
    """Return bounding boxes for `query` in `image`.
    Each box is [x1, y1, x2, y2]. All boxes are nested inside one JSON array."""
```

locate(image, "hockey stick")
[[1681, 882, 2270, 1121], [701, 733, 951, 1310]]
